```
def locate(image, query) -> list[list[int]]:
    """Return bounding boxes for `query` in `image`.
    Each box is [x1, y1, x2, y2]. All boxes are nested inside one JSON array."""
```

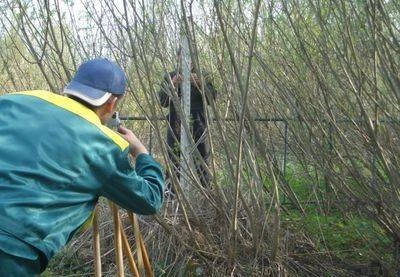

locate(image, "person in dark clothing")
[[158, 58, 217, 190]]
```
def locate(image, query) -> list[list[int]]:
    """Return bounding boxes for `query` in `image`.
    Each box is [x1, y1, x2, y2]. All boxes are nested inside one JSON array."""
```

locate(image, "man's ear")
[[106, 96, 118, 113]]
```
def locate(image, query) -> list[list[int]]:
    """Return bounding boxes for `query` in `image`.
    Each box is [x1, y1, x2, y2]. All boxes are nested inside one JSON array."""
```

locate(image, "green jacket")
[[0, 90, 164, 269]]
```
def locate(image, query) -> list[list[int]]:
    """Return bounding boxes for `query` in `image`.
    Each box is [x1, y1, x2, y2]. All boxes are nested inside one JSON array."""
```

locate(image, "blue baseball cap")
[[64, 58, 126, 106]]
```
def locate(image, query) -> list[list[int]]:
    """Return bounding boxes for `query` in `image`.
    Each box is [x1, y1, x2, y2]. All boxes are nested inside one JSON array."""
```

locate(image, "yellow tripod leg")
[[111, 202, 124, 277], [128, 212, 154, 277], [93, 206, 102, 277]]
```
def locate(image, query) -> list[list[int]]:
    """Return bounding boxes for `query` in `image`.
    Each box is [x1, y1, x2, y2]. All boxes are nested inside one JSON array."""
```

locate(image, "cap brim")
[[64, 80, 112, 106]]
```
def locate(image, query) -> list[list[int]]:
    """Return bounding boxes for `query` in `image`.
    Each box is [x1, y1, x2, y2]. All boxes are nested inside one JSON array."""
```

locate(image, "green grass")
[[280, 163, 394, 271], [283, 209, 392, 264]]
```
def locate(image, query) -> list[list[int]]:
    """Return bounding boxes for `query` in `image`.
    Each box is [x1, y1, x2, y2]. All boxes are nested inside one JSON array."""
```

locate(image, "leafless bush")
[[0, 0, 398, 275]]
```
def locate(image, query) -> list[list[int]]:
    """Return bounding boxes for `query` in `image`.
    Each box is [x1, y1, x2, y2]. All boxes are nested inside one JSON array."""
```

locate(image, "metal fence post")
[[282, 120, 288, 177], [282, 120, 288, 204]]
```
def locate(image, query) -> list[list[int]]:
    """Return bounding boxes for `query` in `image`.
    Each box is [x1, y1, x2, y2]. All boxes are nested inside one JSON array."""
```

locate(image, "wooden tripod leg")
[[138, 230, 154, 277], [111, 202, 125, 277], [128, 213, 144, 274], [128, 212, 154, 277], [120, 221, 140, 277], [93, 206, 102, 277]]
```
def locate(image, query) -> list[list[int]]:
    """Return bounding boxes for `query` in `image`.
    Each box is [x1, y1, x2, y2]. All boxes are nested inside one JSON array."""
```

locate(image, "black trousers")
[[166, 111, 211, 189]]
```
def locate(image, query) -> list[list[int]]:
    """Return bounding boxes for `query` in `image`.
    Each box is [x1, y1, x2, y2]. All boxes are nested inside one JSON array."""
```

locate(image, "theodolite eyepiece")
[[107, 112, 121, 130]]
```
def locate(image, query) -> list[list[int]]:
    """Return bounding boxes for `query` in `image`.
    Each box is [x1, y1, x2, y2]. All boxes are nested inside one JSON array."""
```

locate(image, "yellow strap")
[[78, 210, 95, 233], [13, 90, 129, 151]]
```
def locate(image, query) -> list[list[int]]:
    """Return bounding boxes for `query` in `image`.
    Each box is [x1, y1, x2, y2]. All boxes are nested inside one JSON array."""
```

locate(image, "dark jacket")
[[158, 70, 217, 136]]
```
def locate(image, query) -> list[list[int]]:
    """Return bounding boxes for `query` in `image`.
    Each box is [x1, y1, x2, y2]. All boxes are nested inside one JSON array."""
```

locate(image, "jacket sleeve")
[[158, 73, 172, 107], [101, 151, 165, 215]]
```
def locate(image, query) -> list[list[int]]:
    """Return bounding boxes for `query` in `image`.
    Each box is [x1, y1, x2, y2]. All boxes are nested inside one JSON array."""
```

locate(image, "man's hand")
[[117, 126, 149, 158], [173, 73, 203, 87], [191, 73, 202, 86], [172, 74, 183, 86]]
